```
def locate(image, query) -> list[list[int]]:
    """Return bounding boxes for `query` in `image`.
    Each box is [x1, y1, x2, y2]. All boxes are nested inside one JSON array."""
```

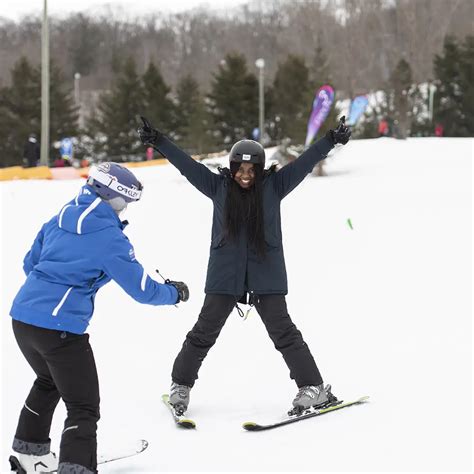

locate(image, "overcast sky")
[[0, 0, 251, 21]]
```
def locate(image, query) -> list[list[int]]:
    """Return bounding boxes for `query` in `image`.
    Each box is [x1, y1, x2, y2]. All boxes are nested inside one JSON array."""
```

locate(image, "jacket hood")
[[57, 185, 122, 235]]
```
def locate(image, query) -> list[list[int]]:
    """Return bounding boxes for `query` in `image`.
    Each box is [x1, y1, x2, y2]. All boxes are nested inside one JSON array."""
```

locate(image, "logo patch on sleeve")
[[129, 248, 136, 261]]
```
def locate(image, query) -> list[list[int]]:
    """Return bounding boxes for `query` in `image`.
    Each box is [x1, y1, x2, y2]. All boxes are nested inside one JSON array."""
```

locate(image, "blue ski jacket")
[[10, 185, 178, 334]]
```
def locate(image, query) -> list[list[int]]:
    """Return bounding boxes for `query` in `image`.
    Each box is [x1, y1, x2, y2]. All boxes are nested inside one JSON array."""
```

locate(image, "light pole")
[[40, 0, 50, 166], [74, 72, 82, 128], [74, 73, 81, 105], [255, 58, 265, 144]]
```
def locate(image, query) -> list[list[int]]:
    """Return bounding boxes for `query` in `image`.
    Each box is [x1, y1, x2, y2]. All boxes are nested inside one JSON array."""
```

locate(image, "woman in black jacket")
[[138, 116, 351, 415]]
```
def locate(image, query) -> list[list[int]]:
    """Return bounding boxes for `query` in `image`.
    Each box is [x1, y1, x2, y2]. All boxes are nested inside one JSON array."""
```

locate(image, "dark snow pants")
[[172, 294, 323, 388], [12, 319, 99, 473]]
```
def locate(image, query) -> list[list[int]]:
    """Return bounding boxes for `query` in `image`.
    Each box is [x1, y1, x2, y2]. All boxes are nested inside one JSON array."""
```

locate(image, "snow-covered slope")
[[1, 137, 472, 472]]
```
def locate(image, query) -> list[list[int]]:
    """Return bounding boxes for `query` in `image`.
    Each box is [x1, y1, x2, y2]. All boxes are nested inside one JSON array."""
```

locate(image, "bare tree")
[[0, 0, 471, 97]]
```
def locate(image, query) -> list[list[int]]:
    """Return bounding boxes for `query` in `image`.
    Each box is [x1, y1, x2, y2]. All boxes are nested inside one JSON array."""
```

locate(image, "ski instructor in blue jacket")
[[138, 115, 351, 418], [9, 163, 189, 474]]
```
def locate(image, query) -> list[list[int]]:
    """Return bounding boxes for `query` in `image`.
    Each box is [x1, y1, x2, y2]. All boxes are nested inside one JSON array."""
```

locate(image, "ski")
[[242, 396, 369, 431], [9, 439, 148, 473], [161, 393, 196, 429], [97, 439, 149, 465]]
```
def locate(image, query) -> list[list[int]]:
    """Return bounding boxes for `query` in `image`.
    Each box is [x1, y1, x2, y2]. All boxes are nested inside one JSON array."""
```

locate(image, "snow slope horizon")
[[1, 137, 472, 473]]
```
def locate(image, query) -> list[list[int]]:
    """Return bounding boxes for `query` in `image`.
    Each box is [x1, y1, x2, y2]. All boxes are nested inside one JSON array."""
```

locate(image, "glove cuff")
[[324, 130, 337, 146]]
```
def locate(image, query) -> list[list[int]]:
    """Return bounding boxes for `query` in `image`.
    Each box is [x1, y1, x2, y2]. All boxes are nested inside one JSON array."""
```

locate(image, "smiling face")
[[233, 162, 256, 189]]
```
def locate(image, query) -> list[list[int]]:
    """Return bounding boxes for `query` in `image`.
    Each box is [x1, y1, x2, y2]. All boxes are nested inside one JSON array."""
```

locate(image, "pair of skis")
[[162, 393, 369, 431], [10, 394, 368, 472]]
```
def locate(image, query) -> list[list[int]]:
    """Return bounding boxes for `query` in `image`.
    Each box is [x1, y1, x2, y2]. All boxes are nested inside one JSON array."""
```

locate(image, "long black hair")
[[224, 162, 266, 259]]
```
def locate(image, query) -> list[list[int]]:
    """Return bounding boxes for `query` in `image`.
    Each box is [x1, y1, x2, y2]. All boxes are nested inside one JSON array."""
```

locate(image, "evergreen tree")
[[459, 36, 474, 135], [142, 61, 175, 135], [208, 52, 258, 145], [358, 59, 417, 139], [90, 57, 144, 158], [175, 74, 214, 154], [0, 57, 40, 167], [0, 90, 15, 167], [406, 82, 434, 138], [271, 55, 313, 144], [433, 35, 473, 136], [388, 58, 413, 138], [433, 36, 462, 136], [0, 57, 78, 167], [49, 63, 79, 146]]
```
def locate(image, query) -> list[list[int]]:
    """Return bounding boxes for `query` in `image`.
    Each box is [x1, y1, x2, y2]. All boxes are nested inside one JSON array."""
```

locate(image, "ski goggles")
[[88, 166, 144, 202]]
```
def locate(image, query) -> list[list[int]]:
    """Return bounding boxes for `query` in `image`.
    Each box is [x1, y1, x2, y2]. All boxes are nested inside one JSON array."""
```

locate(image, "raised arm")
[[273, 136, 334, 199], [273, 116, 351, 199], [138, 116, 220, 199]]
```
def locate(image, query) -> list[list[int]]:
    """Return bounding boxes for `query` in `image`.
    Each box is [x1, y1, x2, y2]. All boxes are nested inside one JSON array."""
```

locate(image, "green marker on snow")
[[347, 218, 353, 230]]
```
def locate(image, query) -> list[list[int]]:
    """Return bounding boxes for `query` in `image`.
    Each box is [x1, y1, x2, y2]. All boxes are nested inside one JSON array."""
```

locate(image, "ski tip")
[[161, 393, 170, 402], [178, 419, 196, 429], [358, 396, 370, 403], [242, 422, 259, 431], [138, 439, 149, 452]]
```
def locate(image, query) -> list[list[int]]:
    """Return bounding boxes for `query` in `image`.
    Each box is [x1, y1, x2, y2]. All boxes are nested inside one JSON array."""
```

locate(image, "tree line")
[[0, 47, 337, 165], [356, 35, 473, 139], [0, 35, 472, 166]]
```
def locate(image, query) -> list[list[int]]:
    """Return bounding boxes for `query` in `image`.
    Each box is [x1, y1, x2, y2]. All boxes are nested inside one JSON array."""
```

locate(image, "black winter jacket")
[[154, 136, 334, 297]]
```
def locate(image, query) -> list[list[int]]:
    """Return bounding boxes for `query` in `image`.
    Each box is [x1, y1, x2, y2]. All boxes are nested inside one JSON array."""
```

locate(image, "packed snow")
[[1, 137, 472, 472]]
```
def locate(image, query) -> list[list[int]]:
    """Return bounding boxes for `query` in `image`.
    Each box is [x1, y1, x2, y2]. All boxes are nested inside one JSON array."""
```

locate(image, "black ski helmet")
[[229, 139, 265, 166]]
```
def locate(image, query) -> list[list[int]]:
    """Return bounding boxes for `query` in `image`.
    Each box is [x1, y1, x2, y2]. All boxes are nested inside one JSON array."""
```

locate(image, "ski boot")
[[9, 451, 58, 473], [289, 383, 339, 416], [169, 382, 191, 416]]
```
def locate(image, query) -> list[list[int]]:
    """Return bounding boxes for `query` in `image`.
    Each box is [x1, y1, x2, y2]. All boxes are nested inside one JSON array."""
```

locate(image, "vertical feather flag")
[[304, 85, 335, 147], [347, 95, 369, 126]]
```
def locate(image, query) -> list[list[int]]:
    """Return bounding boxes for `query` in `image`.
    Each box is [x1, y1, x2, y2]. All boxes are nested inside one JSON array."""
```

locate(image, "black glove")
[[166, 280, 189, 303], [326, 116, 352, 145], [137, 116, 163, 147]]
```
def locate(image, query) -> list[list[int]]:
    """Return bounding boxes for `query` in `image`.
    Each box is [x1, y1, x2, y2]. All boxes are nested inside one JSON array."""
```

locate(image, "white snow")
[[1, 137, 472, 473]]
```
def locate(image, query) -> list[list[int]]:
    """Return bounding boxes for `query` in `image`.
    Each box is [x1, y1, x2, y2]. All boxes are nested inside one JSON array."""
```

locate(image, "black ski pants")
[[172, 294, 323, 388], [12, 319, 99, 472]]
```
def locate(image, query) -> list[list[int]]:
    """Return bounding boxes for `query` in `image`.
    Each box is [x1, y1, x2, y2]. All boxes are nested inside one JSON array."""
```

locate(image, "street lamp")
[[40, 0, 50, 166], [255, 58, 265, 144], [74, 72, 82, 128], [74, 73, 81, 105]]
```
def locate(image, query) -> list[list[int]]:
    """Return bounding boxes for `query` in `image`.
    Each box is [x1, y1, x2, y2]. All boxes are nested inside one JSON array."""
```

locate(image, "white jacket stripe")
[[77, 197, 102, 234], [52, 286, 73, 316], [140, 269, 147, 291], [58, 205, 72, 229], [58, 192, 81, 229]]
